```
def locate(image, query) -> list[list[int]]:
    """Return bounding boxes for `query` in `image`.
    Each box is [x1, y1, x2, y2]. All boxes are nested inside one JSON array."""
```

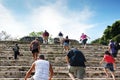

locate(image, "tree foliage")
[[29, 31, 43, 37], [28, 31, 54, 44], [91, 20, 120, 45], [0, 31, 12, 40]]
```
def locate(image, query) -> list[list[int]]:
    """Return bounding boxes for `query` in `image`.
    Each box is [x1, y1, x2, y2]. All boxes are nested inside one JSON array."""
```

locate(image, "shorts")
[[69, 66, 85, 79], [63, 42, 69, 46], [82, 39, 88, 45], [32, 48, 39, 54], [104, 63, 114, 72]]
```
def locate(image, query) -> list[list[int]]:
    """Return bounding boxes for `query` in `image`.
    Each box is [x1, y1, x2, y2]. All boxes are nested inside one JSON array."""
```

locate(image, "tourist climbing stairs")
[[0, 41, 120, 80]]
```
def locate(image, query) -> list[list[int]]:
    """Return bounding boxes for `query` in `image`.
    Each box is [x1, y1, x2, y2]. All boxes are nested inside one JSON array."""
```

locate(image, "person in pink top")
[[80, 33, 90, 49], [100, 51, 116, 80]]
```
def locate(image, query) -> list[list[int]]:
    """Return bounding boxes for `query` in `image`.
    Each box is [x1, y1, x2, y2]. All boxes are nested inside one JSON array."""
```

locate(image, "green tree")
[[28, 31, 54, 44], [0, 31, 12, 40], [91, 20, 120, 44], [29, 31, 43, 37], [113, 34, 120, 42]]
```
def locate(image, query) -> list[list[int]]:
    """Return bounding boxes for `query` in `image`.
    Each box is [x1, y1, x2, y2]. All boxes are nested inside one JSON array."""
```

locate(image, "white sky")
[[0, 0, 108, 42]]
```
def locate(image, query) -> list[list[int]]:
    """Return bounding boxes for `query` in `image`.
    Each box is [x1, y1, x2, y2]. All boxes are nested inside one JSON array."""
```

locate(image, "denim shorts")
[[104, 63, 114, 72], [63, 42, 69, 46]]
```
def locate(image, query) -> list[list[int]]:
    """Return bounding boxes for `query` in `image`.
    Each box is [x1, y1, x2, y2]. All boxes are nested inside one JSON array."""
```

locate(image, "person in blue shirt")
[[108, 40, 117, 58], [63, 36, 70, 53], [58, 31, 64, 45]]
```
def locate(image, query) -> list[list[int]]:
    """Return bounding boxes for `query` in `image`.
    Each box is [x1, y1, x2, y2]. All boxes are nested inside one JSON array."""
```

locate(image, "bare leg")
[[63, 46, 67, 52], [110, 72, 116, 80], [68, 73, 76, 80], [35, 53, 38, 60], [84, 44, 86, 49], [33, 53, 37, 61], [104, 68, 109, 78], [33, 53, 35, 61], [113, 63, 116, 70]]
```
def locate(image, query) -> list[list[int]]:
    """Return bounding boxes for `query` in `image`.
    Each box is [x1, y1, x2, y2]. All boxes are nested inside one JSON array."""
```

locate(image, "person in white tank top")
[[24, 55, 54, 80]]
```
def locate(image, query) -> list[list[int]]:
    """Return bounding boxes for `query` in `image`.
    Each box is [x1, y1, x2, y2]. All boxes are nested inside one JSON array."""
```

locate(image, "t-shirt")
[[43, 32, 49, 37], [104, 54, 115, 63], [64, 39, 69, 44], [31, 40, 39, 50], [67, 48, 86, 67], [109, 42, 117, 53], [80, 34, 87, 40]]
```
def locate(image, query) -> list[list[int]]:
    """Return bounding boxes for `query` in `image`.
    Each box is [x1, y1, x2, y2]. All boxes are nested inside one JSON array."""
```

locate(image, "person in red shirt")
[[100, 51, 116, 80], [43, 30, 49, 44]]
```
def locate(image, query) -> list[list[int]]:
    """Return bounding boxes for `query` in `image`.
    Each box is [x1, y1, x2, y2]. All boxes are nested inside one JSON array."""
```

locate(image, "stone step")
[[1, 78, 120, 80], [1, 66, 120, 71], [1, 52, 120, 60], [0, 60, 33, 66], [0, 45, 114, 55], [1, 53, 120, 63], [1, 59, 120, 66], [0, 43, 110, 50], [0, 42, 120, 80], [0, 70, 120, 78], [1, 49, 120, 56], [0, 43, 108, 48]]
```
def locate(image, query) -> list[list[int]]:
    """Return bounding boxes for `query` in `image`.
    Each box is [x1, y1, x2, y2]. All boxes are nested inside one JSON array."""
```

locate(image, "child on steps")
[[100, 51, 116, 80]]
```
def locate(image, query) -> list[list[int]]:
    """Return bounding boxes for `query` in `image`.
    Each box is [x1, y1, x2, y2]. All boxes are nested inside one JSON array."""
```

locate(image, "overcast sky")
[[0, 0, 120, 42]]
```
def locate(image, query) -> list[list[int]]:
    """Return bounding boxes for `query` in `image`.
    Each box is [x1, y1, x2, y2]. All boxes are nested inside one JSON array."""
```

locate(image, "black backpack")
[[13, 46, 19, 52], [114, 42, 120, 50]]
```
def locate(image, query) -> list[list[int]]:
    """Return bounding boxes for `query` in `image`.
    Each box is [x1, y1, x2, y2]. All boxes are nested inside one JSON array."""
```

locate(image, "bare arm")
[[65, 56, 69, 64], [30, 41, 34, 50], [24, 63, 35, 80], [108, 45, 111, 52], [113, 62, 116, 70], [38, 42, 40, 53], [100, 57, 104, 64], [113, 58, 116, 70], [49, 64, 54, 80]]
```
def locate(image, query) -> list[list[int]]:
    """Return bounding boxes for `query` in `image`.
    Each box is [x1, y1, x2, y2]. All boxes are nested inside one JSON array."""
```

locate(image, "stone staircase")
[[0, 41, 120, 80]]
